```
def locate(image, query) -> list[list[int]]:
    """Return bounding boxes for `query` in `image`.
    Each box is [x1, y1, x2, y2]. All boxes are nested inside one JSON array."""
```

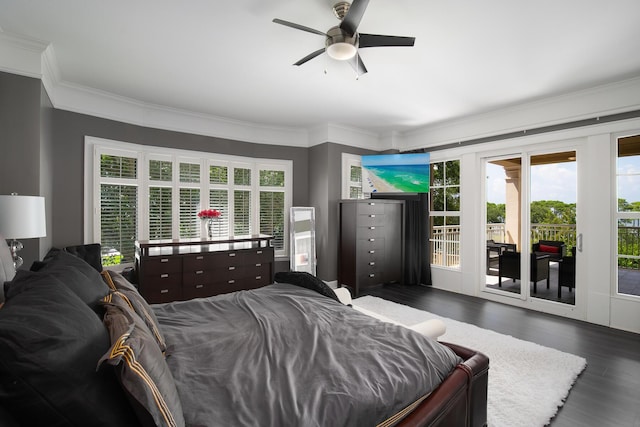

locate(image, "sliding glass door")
[[484, 151, 577, 306]]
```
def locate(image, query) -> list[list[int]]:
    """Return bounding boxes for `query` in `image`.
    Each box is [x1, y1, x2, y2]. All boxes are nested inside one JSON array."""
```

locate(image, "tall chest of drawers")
[[135, 235, 274, 304], [338, 199, 404, 297]]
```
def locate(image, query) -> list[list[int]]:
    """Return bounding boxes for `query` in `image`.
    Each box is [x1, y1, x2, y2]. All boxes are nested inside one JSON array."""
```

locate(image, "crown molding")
[[399, 75, 640, 151], [0, 32, 49, 79]]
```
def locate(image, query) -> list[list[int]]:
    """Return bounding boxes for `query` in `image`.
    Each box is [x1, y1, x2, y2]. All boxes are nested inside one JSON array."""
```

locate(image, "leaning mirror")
[[290, 207, 316, 275]]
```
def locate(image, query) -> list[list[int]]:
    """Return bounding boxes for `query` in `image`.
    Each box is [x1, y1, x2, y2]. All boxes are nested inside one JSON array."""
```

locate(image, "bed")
[[0, 241, 488, 427]]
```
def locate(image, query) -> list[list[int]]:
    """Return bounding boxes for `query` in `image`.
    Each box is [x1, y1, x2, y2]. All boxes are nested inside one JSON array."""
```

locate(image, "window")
[[430, 160, 461, 268], [616, 135, 640, 297], [341, 153, 365, 199], [87, 137, 292, 265]]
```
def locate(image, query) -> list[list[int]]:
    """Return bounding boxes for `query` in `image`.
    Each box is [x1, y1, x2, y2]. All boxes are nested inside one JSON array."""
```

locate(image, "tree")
[[486, 203, 505, 223]]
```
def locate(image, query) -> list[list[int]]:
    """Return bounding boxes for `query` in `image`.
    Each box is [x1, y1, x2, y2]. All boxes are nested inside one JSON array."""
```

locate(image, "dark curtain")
[[372, 193, 431, 286]]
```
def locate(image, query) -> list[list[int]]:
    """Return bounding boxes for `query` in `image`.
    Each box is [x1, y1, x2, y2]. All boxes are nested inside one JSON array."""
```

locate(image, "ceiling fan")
[[273, 0, 415, 76]]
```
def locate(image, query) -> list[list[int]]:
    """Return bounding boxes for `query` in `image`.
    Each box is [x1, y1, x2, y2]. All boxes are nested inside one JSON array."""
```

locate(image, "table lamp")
[[0, 193, 47, 269]]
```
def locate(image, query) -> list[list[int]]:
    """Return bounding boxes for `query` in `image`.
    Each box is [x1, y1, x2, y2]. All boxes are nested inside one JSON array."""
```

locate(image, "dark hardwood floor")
[[360, 284, 640, 427]]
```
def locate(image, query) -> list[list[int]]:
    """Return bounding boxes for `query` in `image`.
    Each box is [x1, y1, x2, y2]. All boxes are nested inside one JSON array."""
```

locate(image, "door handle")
[[577, 233, 583, 252]]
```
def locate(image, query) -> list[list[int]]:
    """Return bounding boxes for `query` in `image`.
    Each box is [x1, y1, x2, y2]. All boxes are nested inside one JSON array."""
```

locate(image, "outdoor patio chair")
[[532, 240, 566, 262], [558, 246, 576, 298], [498, 251, 550, 293]]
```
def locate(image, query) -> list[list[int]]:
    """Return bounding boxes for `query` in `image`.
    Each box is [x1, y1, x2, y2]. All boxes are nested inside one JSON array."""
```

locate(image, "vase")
[[206, 218, 217, 239]]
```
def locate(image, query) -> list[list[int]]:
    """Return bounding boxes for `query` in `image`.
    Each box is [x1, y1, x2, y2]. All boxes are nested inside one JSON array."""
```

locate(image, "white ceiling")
[[2, 0, 640, 144]]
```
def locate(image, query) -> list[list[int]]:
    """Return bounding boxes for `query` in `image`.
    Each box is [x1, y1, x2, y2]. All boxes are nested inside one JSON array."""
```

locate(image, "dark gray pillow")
[[100, 295, 185, 427], [0, 273, 138, 426], [274, 271, 340, 302], [11, 249, 110, 315]]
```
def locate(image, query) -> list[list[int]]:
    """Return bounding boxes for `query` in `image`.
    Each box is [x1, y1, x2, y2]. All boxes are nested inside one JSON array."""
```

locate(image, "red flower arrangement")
[[197, 209, 221, 219]]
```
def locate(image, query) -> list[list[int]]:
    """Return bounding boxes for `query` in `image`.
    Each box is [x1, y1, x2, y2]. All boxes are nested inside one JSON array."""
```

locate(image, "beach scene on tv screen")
[[362, 153, 430, 193]]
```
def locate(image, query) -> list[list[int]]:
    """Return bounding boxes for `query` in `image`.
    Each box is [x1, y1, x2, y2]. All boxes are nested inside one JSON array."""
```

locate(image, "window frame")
[[85, 136, 292, 265], [429, 159, 461, 270]]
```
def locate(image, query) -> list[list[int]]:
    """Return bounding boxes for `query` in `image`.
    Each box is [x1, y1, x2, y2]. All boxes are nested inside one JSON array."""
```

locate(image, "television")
[[361, 152, 430, 193]]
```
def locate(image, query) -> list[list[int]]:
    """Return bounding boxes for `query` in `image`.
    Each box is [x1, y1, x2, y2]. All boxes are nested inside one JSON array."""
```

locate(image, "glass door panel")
[[529, 151, 577, 305], [485, 157, 522, 295], [617, 135, 640, 297]]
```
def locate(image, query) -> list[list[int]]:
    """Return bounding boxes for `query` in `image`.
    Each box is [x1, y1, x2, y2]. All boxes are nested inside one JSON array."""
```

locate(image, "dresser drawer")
[[141, 282, 182, 304], [357, 213, 386, 227], [357, 247, 385, 267], [182, 282, 215, 300], [237, 262, 271, 281], [183, 253, 216, 271], [358, 271, 383, 289], [356, 237, 385, 253], [356, 224, 386, 238], [208, 250, 247, 268], [356, 201, 386, 215], [182, 269, 212, 286], [243, 247, 274, 264], [140, 256, 182, 274]]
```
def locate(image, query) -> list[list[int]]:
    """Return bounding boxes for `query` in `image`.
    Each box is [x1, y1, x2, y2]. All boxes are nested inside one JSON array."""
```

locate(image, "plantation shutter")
[[210, 189, 229, 237], [234, 190, 251, 235], [99, 154, 138, 265], [148, 159, 173, 240], [259, 169, 285, 250], [179, 161, 201, 238], [179, 188, 200, 238]]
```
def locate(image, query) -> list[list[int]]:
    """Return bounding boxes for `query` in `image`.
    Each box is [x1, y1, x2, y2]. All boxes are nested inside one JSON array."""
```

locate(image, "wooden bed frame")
[[396, 342, 489, 427]]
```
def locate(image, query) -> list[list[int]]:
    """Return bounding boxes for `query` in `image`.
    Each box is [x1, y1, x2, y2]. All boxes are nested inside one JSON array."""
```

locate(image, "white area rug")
[[353, 296, 587, 427]]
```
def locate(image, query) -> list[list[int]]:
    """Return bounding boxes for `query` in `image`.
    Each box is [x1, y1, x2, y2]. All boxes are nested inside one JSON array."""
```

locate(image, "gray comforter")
[[153, 283, 462, 427]]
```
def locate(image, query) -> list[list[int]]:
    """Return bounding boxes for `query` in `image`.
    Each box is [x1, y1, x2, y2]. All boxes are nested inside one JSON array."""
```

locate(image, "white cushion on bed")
[[353, 305, 447, 339], [332, 287, 353, 305]]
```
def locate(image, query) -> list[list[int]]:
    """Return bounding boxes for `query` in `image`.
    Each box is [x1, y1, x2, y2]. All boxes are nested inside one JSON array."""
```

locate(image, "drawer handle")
[[160, 258, 169, 263], [256, 263, 261, 267], [257, 250, 263, 254], [196, 270, 204, 275], [368, 202, 375, 206], [255, 276, 262, 280], [369, 273, 375, 278], [228, 253, 236, 257], [369, 250, 375, 254], [160, 273, 169, 278], [369, 261, 375, 266], [228, 266, 236, 271], [195, 284, 204, 289], [196, 256, 204, 260], [369, 238, 375, 242], [369, 226, 376, 230], [370, 214, 376, 218], [228, 280, 235, 284], [160, 289, 169, 294]]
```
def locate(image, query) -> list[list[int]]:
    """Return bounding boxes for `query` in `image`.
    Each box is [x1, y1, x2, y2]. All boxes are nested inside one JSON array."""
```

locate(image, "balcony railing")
[[432, 222, 640, 273]]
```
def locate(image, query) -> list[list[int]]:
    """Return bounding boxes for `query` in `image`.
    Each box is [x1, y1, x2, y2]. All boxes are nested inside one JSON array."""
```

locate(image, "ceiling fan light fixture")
[[327, 42, 357, 60]]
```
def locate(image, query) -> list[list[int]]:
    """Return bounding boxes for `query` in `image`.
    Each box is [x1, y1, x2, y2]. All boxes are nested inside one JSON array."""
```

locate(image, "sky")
[[486, 156, 640, 204]]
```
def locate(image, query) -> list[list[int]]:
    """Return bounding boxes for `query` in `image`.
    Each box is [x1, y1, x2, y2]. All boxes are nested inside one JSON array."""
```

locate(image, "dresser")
[[135, 235, 274, 303], [338, 199, 404, 296]]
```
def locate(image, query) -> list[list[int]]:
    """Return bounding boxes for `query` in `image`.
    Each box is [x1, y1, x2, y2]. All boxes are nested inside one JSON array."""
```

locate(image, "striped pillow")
[[99, 296, 185, 427], [101, 270, 167, 353]]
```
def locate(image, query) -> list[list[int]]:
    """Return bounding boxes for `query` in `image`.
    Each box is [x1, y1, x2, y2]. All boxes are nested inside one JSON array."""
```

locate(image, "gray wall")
[[0, 72, 52, 269], [309, 142, 376, 281], [50, 109, 310, 248], [0, 70, 384, 281]]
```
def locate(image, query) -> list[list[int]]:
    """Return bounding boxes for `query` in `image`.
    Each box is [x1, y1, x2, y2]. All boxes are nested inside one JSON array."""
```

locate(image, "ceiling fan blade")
[[348, 52, 368, 76], [340, 0, 370, 36], [294, 48, 326, 66], [273, 18, 327, 37], [358, 33, 416, 48]]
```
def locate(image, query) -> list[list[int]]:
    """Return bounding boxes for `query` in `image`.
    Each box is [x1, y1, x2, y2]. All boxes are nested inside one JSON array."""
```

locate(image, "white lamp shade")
[[0, 195, 47, 239], [326, 42, 357, 61]]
